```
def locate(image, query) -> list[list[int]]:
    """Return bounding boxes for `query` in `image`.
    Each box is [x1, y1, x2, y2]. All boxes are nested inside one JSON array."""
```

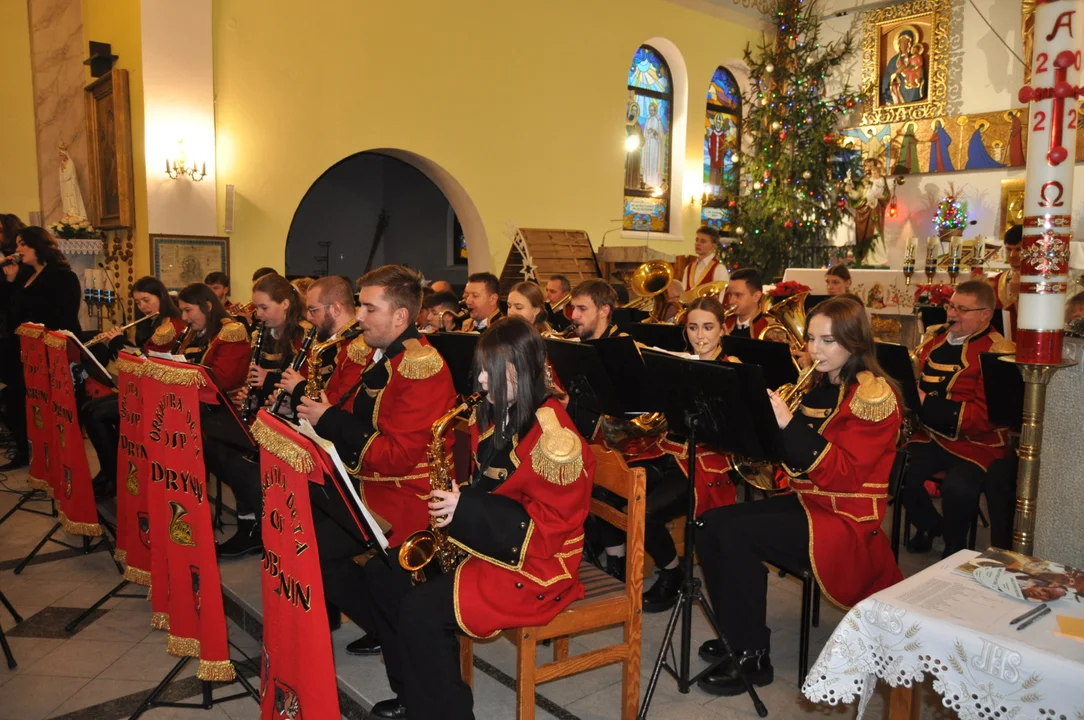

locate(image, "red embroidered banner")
[[142, 358, 234, 681], [251, 411, 340, 720], [17, 324, 53, 495], [44, 331, 100, 536], [115, 353, 151, 585]]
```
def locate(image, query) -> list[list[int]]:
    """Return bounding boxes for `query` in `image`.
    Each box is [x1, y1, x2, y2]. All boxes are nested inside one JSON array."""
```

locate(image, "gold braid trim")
[[16, 325, 43, 338], [251, 419, 315, 473], [124, 564, 152, 586], [217, 320, 248, 343], [115, 357, 147, 376], [166, 633, 200, 658], [27, 475, 49, 491], [989, 338, 1017, 354], [58, 510, 103, 537], [143, 362, 207, 387], [398, 339, 443, 379], [530, 406, 584, 485], [151, 612, 170, 631], [198, 659, 236, 682], [150, 319, 177, 346], [44, 334, 68, 349], [347, 335, 371, 364], [115, 548, 128, 567], [849, 371, 898, 423]]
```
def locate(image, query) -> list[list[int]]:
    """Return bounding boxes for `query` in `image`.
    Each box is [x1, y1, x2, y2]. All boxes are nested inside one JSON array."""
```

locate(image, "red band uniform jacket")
[[909, 323, 1014, 470], [181, 320, 250, 393], [315, 328, 456, 542], [142, 316, 188, 354], [448, 398, 594, 639], [723, 312, 771, 339], [780, 371, 904, 608]]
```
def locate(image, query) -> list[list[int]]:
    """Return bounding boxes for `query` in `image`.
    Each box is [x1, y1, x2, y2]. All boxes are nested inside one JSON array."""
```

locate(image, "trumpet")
[[85, 313, 160, 347], [732, 363, 818, 491]]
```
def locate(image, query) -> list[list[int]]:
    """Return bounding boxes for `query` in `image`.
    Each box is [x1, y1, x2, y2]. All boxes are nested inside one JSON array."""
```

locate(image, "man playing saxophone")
[[361, 318, 594, 720], [695, 297, 903, 696], [295, 265, 457, 672]]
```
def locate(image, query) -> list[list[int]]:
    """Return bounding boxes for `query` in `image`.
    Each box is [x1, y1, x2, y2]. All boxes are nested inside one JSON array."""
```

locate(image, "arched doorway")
[[285, 149, 488, 283]]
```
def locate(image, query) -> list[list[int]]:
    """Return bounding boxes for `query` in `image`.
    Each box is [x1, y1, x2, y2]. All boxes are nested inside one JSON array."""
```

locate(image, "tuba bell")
[[622, 260, 674, 313]]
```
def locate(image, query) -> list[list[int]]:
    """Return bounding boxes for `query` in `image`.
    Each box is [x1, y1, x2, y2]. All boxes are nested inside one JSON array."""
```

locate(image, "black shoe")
[[698, 639, 728, 663], [906, 530, 938, 554], [92, 471, 115, 500], [604, 554, 626, 583], [642, 566, 682, 614], [327, 608, 342, 632], [346, 634, 381, 656], [0, 455, 29, 472], [215, 519, 262, 558], [697, 649, 774, 696], [370, 698, 407, 719]]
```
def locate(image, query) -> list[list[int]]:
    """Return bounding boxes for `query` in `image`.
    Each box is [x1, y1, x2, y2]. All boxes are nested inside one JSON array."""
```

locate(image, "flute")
[[270, 326, 317, 415], [85, 313, 160, 347]]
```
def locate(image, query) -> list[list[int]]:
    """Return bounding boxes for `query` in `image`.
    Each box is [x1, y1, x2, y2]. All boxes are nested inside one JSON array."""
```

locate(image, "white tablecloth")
[[802, 550, 1084, 720]]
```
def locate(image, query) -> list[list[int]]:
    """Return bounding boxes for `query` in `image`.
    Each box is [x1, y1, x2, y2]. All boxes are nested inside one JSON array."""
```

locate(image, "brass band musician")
[[682, 225, 729, 291], [723, 268, 771, 338], [461, 272, 502, 333]]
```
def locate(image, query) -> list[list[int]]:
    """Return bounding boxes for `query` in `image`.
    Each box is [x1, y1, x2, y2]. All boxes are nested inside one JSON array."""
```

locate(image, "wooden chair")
[[459, 445, 646, 720]]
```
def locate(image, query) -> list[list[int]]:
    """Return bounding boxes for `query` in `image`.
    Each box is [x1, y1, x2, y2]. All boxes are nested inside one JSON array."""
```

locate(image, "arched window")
[[623, 45, 673, 233], [701, 67, 741, 232]]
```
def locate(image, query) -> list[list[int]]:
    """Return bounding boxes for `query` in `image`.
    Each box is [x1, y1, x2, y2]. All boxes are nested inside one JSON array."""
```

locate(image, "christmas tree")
[[721, 0, 864, 280]]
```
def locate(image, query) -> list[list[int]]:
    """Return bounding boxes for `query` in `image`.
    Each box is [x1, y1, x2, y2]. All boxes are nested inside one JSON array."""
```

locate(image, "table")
[[802, 550, 1084, 720]]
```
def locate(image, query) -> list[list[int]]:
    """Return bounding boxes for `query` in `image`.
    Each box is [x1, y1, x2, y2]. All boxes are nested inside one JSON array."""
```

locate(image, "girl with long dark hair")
[[361, 317, 594, 720], [244, 273, 308, 403], [0, 227, 82, 469], [175, 283, 250, 392], [694, 296, 903, 696]]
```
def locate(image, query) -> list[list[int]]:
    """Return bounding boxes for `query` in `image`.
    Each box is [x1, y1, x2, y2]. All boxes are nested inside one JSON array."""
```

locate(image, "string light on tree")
[[933, 187, 969, 234]]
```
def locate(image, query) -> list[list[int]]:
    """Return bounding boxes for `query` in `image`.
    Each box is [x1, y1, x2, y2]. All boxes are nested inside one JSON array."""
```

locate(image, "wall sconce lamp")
[[165, 141, 207, 182]]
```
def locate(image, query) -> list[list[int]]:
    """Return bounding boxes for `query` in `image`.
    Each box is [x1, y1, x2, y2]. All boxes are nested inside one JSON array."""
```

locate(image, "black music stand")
[[985, 354, 1025, 431], [544, 338, 647, 439], [804, 294, 831, 313], [546, 304, 571, 332], [628, 323, 688, 353], [875, 342, 922, 416], [612, 307, 650, 332], [722, 335, 799, 388], [636, 350, 771, 718], [917, 305, 947, 330], [426, 332, 479, 397]]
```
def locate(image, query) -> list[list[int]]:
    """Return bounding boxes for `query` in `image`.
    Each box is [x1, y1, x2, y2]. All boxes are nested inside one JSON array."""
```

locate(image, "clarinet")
[[240, 322, 266, 423], [171, 325, 193, 354], [270, 326, 317, 415]]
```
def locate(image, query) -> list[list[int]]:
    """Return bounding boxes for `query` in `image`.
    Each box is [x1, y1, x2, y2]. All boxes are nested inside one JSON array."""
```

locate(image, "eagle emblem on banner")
[[190, 565, 201, 616], [63, 466, 73, 499], [57, 422, 66, 449], [126, 460, 140, 496], [137, 512, 151, 549], [168, 501, 196, 546], [273, 678, 301, 719], [32, 405, 43, 429]]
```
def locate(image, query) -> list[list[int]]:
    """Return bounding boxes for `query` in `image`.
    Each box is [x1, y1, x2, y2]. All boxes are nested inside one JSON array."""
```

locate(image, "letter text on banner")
[[44, 331, 100, 536], [17, 324, 53, 494], [1017, 0, 1084, 363], [115, 353, 151, 585], [252, 411, 340, 720], [143, 358, 234, 681]]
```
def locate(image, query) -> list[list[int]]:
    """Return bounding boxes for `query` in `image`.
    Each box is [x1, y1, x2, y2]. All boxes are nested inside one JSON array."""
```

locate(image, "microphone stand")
[[639, 404, 768, 719]]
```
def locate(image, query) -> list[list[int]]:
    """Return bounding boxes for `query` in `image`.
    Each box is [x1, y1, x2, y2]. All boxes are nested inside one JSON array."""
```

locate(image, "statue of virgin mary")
[[58, 140, 88, 221]]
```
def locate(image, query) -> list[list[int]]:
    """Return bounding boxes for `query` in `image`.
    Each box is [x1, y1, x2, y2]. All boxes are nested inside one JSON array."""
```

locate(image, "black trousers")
[[81, 395, 120, 481], [983, 455, 1018, 550], [366, 555, 472, 719], [696, 493, 810, 652], [587, 455, 687, 568], [309, 481, 379, 638], [203, 439, 262, 517], [901, 441, 990, 553]]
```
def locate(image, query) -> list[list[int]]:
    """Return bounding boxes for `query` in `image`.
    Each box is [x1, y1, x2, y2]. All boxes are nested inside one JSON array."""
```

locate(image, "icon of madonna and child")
[[880, 25, 927, 107]]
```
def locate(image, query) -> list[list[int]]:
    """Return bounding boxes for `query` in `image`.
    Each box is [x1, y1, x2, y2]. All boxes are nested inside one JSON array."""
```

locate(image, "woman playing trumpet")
[[694, 296, 903, 695]]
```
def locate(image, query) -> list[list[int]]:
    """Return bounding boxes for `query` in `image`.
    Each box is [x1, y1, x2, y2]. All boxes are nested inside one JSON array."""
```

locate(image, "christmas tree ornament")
[[802, 171, 812, 179]]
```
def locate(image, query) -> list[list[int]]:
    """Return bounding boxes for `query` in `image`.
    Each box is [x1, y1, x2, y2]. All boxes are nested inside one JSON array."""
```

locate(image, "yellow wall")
[[82, 0, 150, 276], [212, 0, 760, 283], [0, 0, 40, 222]]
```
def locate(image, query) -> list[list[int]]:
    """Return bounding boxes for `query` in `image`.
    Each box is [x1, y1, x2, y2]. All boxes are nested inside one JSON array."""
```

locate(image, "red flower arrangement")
[[767, 280, 811, 299], [914, 284, 954, 306]]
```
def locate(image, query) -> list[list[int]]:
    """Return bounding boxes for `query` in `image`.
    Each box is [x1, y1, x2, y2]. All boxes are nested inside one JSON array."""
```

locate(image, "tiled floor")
[[0, 439, 964, 719]]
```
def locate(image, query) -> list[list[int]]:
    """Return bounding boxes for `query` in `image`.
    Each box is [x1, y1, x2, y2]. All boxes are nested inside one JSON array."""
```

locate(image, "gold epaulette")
[[151, 319, 177, 346], [398, 338, 443, 379], [346, 335, 371, 364], [849, 371, 897, 423], [530, 406, 584, 485], [218, 320, 248, 343], [987, 330, 1016, 355]]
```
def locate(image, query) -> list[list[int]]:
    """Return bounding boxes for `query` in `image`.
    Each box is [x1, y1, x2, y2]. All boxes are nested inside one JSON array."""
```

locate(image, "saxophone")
[[398, 392, 486, 583], [304, 337, 340, 400]]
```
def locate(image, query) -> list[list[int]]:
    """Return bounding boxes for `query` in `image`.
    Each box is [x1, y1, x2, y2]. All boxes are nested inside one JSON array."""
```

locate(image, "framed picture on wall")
[[84, 69, 136, 229], [859, 0, 950, 126], [151, 234, 230, 291]]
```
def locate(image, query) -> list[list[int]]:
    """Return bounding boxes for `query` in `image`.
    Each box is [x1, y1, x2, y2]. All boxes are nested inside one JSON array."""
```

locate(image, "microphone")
[[0, 253, 21, 268], [98, 262, 128, 324]]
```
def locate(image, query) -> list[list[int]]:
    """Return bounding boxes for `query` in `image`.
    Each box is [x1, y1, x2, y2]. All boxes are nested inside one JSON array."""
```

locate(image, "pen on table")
[[1015, 606, 1051, 631], [1010, 603, 1048, 625]]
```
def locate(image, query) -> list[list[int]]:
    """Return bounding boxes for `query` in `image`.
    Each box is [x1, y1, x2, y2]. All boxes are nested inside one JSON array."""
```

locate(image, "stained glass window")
[[623, 45, 673, 233], [452, 213, 467, 265], [701, 67, 741, 232]]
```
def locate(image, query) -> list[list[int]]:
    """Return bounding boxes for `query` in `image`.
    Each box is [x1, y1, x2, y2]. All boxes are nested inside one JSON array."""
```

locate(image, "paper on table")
[[895, 575, 1007, 625], [294, 418, 389, 551]]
